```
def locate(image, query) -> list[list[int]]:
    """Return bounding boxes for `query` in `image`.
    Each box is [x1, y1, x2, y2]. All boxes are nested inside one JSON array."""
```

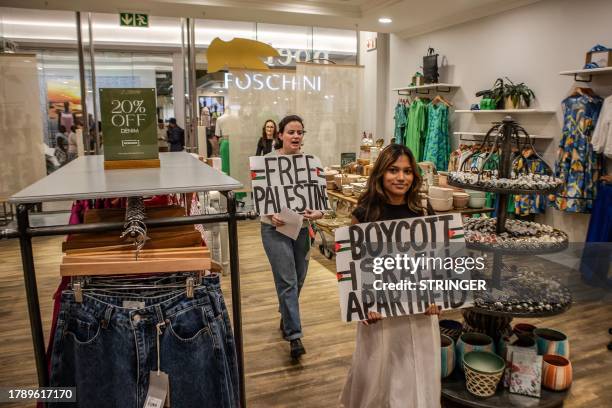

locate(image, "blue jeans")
[[261, 223, 310, 341], [49, 275, 238, 408]]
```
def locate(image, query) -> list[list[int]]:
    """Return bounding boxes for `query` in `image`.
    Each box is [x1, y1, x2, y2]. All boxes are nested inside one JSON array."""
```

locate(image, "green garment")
[[404, 99, 428, 161], [220, 138, 230, 175]]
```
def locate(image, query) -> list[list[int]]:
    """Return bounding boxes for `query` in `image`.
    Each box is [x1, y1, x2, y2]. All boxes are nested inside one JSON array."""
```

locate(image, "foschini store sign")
[[224, 72, 322, 92]]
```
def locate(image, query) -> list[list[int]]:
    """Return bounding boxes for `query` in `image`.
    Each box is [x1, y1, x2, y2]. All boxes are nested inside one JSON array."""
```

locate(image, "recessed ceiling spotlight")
[[379, 17, 392, 24]]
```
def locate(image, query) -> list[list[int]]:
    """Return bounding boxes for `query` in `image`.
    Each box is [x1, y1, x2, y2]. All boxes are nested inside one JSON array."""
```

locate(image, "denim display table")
[[5, 152, 252, 407]]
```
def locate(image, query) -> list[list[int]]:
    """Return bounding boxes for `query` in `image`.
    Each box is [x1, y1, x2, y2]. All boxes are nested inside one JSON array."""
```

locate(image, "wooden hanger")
[[432, 94, 453, 107], [60, 247, 211, 276]]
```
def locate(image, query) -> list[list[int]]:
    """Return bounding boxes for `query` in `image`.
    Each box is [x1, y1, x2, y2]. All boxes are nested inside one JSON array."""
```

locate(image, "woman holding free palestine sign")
[[340, 144, 442, 408], [260, 115, 324, 360]]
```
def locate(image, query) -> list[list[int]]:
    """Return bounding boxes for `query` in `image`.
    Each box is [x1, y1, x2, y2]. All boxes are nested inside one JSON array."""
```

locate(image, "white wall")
[[359, 31, 389, 140], [385, 0, 612, 241]]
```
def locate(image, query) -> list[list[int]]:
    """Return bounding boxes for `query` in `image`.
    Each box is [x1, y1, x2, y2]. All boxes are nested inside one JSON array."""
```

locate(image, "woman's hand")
[[268, 214, 286, 227], [362, 311, 383, 326], [424, 304, 442, 316], [303, 209, 324, 220]]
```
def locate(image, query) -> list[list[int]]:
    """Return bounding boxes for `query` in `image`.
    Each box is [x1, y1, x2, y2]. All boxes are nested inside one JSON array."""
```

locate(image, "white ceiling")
[[0, 0, 541, 37]]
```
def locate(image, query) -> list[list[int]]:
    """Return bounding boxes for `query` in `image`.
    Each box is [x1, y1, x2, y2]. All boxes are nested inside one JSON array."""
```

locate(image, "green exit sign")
[[119, 12, 149, 28]]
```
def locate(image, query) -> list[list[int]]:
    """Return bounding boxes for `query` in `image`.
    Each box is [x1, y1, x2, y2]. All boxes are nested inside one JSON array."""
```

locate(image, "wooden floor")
[[0, 220, 610, 407]]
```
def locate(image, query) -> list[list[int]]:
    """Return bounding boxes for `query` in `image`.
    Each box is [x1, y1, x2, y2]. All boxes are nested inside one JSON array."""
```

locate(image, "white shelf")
[[454, 131, 553, 139], [454, 109, 556, 114], [559, 67, 612, 76], [392, 83, 459, 92], [9, 152, 243, 204]]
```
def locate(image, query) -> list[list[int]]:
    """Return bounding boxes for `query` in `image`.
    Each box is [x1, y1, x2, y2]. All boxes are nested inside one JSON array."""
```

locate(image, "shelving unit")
[[559, 66, 612, 82], [392, 83, 459, 95], [454, 109, 556, 114], [4, 152, 254, 408]]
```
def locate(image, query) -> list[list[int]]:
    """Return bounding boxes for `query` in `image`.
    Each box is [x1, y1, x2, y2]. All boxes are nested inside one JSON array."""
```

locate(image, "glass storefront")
[[0, 6, 358, 185]]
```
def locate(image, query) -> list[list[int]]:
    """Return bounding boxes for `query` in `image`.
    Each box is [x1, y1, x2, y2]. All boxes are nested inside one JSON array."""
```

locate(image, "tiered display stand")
[[444, 117, 571, 407]]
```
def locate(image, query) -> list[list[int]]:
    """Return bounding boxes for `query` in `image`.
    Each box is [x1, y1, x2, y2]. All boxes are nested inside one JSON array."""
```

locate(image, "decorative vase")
[[542, 354, 573, 391], [534, 328, 570, 358], [439, 319, 463, 342], [441, 334, 455, 379], [504, 96, 526, 110], [463, 351, 505, 398], [456, 333, 494, 372], [513, 323, 537, 338]]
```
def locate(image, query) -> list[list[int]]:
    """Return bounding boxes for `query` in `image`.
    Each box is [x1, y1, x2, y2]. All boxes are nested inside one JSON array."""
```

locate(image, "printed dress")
[[423, 104, 450, 172], [550, 94, 604, 213]]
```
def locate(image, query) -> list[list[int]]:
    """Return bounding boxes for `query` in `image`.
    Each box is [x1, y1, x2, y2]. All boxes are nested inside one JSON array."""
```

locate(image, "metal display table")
[[4, 153, 252, 407]]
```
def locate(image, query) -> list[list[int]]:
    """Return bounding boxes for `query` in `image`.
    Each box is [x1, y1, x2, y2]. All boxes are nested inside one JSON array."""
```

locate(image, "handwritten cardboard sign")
[[335, 213, 474, 322], [249, 154, 330, 215]]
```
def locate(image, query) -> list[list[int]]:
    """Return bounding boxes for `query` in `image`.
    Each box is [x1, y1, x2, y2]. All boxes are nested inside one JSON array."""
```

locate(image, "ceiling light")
[[378, 17, 392, 24]]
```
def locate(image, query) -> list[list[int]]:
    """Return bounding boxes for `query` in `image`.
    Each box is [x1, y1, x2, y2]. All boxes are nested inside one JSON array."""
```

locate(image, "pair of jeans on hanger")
[[261, 223, 310, 341], [49, 274, 238, 408]]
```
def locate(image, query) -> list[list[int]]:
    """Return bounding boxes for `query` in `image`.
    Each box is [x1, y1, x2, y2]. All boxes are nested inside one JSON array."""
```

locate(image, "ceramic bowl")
[[441, 334, 455, 379], [466, 189, 486, 198], [439, 319, 463, 341], [429, 197, 453, 211], [429, 186, 454, 200], [468, 196, 486, 208], [453, 192, 470, 209], [513, 323, 537, 338], [342, 186, 353, 196], [534, 328, 570, 358], [542, 354, 572, 391], [463, 351, 505, 374], [456, 332, 495, 371]]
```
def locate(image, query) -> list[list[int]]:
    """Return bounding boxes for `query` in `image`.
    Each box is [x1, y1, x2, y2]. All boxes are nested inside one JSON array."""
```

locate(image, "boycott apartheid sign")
[[249, 154, 330, 215], [335, 213, 478, 322]]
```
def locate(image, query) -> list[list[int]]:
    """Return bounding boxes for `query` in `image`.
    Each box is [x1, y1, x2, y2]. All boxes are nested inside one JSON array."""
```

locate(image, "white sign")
[[224, 72, 321, 92], [335, 214, 476, 322], [249, 154, 330, 215]]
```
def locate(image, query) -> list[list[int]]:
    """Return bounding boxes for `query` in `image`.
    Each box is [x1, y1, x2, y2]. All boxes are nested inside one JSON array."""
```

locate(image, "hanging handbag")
[[423, 47, 439, 84]]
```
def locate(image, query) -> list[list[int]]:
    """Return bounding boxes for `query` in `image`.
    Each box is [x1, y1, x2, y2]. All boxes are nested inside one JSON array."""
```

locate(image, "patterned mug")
[[440, 334, 455, 378], [542, 354, 572, 391], [456, 332, 494, 372], [534, 328, 570, 358]]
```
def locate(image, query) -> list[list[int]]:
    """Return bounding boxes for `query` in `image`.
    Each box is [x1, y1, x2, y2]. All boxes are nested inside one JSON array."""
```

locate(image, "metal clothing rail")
[[3, 195, 257, 408]]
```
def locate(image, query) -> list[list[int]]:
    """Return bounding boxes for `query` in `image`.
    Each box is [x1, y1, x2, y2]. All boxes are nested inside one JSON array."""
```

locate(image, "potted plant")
[[475, 78, 505, 109], [503, 78, 536, 109]]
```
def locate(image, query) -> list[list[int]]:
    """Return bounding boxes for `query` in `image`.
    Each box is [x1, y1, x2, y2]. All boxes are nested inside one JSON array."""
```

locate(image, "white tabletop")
[[10, 152, 243, 204]]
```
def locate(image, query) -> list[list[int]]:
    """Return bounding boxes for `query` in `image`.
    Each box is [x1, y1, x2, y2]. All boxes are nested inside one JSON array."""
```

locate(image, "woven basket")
[[463, 351, 505, 398], [464, 365, 504, 397]]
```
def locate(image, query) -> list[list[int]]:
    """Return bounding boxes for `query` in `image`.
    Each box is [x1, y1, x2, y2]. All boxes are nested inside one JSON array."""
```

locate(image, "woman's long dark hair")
[[274, 114, 304, 150], [356, 144, 423, 222], [260, 119, 277, 145]]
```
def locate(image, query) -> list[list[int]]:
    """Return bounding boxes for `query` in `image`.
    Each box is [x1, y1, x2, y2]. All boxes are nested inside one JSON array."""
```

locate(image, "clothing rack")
[[2, 152, 256, 407]]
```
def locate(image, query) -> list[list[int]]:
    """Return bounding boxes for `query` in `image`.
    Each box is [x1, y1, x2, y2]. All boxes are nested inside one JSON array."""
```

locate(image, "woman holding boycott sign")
[[340, 144, 442, 408], [260, 115, 324, 359]]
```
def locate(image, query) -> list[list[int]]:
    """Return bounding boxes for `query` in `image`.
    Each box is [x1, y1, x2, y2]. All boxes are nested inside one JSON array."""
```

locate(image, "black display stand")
[[444, 117, 570, 407]]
